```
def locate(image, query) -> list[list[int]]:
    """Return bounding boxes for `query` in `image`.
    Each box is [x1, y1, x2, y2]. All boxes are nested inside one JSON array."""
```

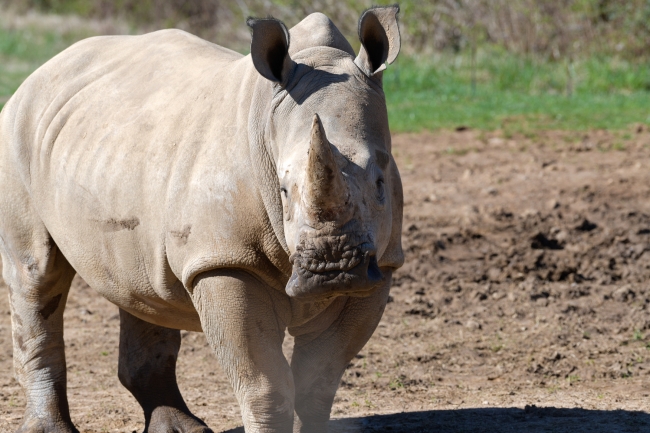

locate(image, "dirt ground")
[[2, 129, 650, 432]]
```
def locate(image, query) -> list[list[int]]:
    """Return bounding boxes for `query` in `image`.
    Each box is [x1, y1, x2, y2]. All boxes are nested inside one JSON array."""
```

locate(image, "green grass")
[[0, 25, 92, 107], [384, 48, 650, 132], [1, 24, 649, 133]]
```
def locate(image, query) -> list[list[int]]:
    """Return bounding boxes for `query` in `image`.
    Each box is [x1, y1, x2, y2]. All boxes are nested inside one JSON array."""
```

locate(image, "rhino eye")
[[376, 177, 385, 203], [280, 187, 288, 198]]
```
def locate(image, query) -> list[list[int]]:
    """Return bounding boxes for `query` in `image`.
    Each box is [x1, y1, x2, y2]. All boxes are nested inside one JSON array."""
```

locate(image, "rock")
[[518, 277, 539, 292], [466, 320, 482, 330], [521, 209, 540, 219], [612, 285, 635, 302], [575, 219, 598, 232], [484, 187, 498, 196], [555, 230, 569, 243], [487, 267, 501, 282], [531, 232, 563, 250], [547, 199, 560, 210]]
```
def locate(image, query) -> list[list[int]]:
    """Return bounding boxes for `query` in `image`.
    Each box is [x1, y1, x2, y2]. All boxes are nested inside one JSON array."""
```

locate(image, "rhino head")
[[248, 7, 404, 299]]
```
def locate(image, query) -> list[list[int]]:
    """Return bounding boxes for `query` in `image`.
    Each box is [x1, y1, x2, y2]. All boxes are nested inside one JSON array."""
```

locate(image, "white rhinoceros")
[[0, 6, 403, 433]]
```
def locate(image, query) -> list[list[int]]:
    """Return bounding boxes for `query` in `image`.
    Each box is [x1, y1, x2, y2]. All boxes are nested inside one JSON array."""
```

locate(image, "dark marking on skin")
[[13, 312, 23, 327], [43, 236, 55, 250], [170, 225, 192, 246], [16, 335, 25, 351], [40, 294, 62, 320], [376, 150, 389, 170], [96, 217, 140, 232], [256, 319, 266, 335], [26, 257, 39, 275], [324, 166, 334, 183], [268, 390, 288, 411]]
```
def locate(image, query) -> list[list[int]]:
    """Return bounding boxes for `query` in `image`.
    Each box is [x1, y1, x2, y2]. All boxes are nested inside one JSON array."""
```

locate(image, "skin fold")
[[0, 6, 403, 433]]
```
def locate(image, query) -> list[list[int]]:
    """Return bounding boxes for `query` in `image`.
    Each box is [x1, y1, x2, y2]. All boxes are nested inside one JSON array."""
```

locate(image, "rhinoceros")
[[0, 5, 403, 433]]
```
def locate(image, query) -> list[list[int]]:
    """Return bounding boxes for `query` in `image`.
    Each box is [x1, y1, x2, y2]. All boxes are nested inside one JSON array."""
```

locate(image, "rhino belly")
[[48, 211, 203, 331]]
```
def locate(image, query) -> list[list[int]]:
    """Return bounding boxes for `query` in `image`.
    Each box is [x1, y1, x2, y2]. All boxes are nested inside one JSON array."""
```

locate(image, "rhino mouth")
[[286, 234, 385, 298]]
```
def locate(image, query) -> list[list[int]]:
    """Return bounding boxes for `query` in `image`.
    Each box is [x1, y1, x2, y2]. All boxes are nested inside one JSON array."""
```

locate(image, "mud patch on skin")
[[95, 217, 140, 232], [39, 294, 62, 319], [170, 225, 192, 246], [16, 335, 25, 351], [12, 311, 23, 326], [268, 390, 289, 409]]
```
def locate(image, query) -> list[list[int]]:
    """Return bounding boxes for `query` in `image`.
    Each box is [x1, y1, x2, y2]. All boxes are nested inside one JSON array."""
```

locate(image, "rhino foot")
[[146, 406, 212, 433], [16, 415, 79, 433]]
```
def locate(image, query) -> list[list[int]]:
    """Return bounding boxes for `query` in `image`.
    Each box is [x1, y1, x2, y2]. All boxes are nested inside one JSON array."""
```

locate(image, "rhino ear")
[[354, 5, 401, 78], [378, 159, 404, 270], [247, 17, 295, 84]]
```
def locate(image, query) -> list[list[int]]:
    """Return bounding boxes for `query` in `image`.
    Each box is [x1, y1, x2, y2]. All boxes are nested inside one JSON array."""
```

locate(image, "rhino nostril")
[[362, 243, 377, 258]]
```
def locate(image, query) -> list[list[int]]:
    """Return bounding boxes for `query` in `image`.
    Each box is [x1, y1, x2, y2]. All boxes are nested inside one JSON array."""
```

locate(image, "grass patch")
[[0, 24, 94, 108], [388, 377, 404, 390], [1, 22, 649, 133], [384, 48, 650, 132]]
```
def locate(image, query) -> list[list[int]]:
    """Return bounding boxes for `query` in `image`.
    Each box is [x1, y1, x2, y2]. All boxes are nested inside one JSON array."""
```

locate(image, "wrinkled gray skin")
[[0, 6, 403, 433]]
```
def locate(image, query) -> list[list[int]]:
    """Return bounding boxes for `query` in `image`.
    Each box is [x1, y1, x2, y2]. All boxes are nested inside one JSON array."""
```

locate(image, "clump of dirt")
[[2, 128, 650, 432]]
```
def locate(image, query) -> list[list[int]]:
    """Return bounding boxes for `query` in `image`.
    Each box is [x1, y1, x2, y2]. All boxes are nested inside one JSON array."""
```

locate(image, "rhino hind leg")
[[0, 182, 78, 431], [117, 309, 212, 433]]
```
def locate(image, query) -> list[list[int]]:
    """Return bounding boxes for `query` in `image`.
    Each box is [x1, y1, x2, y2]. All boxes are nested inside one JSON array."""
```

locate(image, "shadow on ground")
[[223, 406, 650, 433]]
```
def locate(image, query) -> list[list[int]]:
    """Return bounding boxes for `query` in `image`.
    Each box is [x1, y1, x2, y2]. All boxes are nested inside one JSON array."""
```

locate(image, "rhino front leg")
[[192, 270, 294, 433], [289, 279, 392, 433], [118, 309, 211, 433]]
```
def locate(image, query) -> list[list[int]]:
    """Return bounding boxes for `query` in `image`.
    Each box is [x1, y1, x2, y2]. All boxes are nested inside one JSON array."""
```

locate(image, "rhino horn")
[[305, 114, 349, 220]]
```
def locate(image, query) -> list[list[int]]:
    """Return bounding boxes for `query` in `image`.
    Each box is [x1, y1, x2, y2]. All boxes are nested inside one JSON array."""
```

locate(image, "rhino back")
[[1, 30, 288, 329]]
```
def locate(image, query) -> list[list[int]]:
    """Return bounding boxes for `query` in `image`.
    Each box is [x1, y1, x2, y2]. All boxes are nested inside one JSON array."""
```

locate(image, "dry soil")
[[2, 129, 650, 432]]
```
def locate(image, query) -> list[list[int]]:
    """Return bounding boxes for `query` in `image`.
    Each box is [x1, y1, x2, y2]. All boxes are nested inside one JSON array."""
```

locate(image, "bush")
[[3, 0, 650, 60]]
